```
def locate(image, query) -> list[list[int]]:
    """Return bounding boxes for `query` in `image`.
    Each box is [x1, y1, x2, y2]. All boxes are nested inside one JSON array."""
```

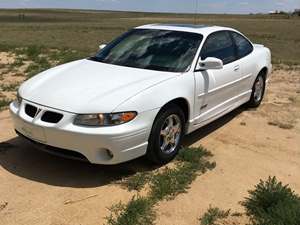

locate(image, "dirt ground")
[[0, 67, 300, 225]]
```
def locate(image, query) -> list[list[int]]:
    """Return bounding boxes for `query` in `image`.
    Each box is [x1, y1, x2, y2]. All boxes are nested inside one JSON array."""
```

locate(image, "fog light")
[[106, 149, 114, 159], [97, 148, 114, 161]]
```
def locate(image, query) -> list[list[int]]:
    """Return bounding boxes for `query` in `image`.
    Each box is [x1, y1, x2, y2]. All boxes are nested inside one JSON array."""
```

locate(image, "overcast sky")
[[0, 0, 299, 14]]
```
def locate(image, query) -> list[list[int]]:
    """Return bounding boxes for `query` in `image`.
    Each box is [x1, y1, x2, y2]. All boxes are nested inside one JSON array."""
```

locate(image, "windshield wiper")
[[144, 65, 172, 72], [88, 56, 103, 62]]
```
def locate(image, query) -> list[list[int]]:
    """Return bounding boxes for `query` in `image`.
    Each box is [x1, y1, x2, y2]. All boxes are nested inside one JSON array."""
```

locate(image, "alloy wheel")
[[253, 76, 264, 102], [159, 114, 182, 154]]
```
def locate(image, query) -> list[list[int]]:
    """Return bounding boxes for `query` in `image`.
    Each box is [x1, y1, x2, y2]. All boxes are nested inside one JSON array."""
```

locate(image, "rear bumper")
[[10, 100, 158, 164]]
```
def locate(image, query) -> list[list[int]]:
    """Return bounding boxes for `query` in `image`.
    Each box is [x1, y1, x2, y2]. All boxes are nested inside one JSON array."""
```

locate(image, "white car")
[[10, 24, 272, 165]]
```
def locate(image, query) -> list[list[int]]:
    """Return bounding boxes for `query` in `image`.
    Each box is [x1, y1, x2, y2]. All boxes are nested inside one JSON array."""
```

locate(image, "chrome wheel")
[[253, 76, 264, 102], [159, 114, 182, 154]]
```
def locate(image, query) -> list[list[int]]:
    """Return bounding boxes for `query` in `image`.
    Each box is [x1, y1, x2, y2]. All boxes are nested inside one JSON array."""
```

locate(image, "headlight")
[[74, 112, 137, 127]]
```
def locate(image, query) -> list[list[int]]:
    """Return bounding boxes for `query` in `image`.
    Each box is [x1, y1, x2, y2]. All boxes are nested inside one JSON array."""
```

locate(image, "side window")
[[231, 32, 253, 59], [201, 31, 236, 65]]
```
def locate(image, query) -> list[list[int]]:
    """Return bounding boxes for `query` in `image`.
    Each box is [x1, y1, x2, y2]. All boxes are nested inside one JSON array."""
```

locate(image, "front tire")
[[147, 104, 185, 164], [246, 72, 266, 108]]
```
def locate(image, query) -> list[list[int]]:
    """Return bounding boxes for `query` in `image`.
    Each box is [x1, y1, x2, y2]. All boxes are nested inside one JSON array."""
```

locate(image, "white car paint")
[[10, 24, 272, 164], [18, 59, 176, 113]]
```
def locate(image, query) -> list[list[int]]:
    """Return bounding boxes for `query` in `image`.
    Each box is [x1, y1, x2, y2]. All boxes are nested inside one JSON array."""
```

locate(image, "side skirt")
[[186, 90, 251, 134]]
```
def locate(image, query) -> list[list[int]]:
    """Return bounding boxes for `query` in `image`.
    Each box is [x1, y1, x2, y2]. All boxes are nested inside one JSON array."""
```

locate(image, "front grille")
[[41, 111, 63, 123], [25, 104, 38, 118]]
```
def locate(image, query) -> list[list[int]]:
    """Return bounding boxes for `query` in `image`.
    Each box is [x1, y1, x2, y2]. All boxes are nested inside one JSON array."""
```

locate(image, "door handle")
[[234, 65, 240, 71]]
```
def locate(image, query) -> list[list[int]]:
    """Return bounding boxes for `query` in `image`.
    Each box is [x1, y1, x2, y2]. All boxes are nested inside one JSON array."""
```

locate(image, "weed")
[[13, 73, 25, 77], [267, 121, 277, 126], [48, 48, 84, 65], [0, 43, 11, 52], [1, 83, 20, 92], [240, 121, 247, 126], [0, 202, 8, 211], [199, 177, 300, 225], [149, 165, 194, 201], [199, 206, 231, 225], [0, 63, 6, 69], [122, 172, 152, 192], [176, 146, 214, 165], [288, 96, 297, 103], [27, 45, 43, 59], [278, 123, 294, 129], [9, 56, 24, 68], [241, 176, 300, 225], [109, 147, 216, 225], [106, 196, 156, 225], [149, 157, 215, 201], [25, 58, 51, 78], [25, 63, 41, 78], [121, 147, 216, 201], [267, 121, 294, 130], [14, 45, 44, 62], [0, 98, 11, 111], [36, 56, 51, 67]]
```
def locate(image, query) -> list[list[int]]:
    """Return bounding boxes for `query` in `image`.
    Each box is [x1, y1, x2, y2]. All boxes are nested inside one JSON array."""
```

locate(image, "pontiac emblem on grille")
[[35, 108, 42, 118]]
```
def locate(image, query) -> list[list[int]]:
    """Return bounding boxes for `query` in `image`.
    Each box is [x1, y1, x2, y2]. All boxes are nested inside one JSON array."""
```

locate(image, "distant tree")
[[278, 10, 288, 15], [293, 9, 300, 16], [18, 13, 25, 20]]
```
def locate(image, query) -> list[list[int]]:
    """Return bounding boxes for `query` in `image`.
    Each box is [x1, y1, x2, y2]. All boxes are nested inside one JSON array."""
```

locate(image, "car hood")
[[19, 59, 176, 113]]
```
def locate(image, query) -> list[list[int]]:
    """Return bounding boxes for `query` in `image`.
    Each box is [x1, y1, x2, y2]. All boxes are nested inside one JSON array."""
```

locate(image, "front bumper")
[[9, 99, 158, 164]]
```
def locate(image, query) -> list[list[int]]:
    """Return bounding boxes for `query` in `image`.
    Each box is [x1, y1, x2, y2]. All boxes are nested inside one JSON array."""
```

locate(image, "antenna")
[[194, 0, 199, 24]]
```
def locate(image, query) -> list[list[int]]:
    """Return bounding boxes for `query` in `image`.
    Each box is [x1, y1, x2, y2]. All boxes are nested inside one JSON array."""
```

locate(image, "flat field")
[[0, 9, 300, 225], [0, 9, 299, 64]]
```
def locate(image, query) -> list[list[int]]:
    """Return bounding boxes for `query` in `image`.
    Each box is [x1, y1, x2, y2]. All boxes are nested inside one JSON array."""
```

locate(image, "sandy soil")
[[0, 51, 29, 102], [0, 68, 299, 225]]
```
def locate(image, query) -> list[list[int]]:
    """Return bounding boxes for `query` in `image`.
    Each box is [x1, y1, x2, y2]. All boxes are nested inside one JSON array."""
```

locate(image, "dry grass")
[[107, 147, 216, 225], [268, 121, 294, 130], [0, 9, 299, 65]]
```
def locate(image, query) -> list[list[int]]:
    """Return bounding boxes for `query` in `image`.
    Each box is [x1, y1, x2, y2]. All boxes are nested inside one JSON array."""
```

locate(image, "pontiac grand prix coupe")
[[10, 24, 272, 164]]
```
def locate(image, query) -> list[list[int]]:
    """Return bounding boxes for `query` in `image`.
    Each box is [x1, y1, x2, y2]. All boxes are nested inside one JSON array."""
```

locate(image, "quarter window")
[[231, 32, 253, 59], [201, 31, 236, 65]]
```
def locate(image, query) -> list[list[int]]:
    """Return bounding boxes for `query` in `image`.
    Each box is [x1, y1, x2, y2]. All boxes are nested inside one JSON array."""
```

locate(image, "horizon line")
[[0, 7, 276, 15]]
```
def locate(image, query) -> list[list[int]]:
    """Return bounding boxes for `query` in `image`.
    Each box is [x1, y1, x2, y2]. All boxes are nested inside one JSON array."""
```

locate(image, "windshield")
[[90, 29, 203, 73]]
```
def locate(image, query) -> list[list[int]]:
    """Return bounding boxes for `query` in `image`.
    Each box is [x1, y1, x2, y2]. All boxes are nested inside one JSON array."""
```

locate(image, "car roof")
[[135, 23, 236, 36]]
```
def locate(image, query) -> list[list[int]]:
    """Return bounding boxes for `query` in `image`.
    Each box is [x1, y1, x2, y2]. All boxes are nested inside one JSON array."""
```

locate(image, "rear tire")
[[146, 104, 185, 164], [246, 71, 266, 108]]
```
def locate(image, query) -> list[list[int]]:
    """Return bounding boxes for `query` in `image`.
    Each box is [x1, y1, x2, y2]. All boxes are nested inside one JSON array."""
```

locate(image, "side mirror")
[[196, 57, 223, 71], [99, 44, 107, 51]]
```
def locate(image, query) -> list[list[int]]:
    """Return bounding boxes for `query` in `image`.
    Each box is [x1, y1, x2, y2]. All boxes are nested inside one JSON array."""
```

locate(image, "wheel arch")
[[146, 97, 190, 163], [158, 97, 190, 124], [259, 66, 268, 80]]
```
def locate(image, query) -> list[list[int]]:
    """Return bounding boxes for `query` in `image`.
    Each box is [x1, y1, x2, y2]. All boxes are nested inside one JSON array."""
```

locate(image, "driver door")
[[193, 31, 241, 126]]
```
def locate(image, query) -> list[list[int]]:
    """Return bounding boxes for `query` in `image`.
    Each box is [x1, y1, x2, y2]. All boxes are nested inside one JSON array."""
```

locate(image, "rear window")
[[231, 32, 253, 59]]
